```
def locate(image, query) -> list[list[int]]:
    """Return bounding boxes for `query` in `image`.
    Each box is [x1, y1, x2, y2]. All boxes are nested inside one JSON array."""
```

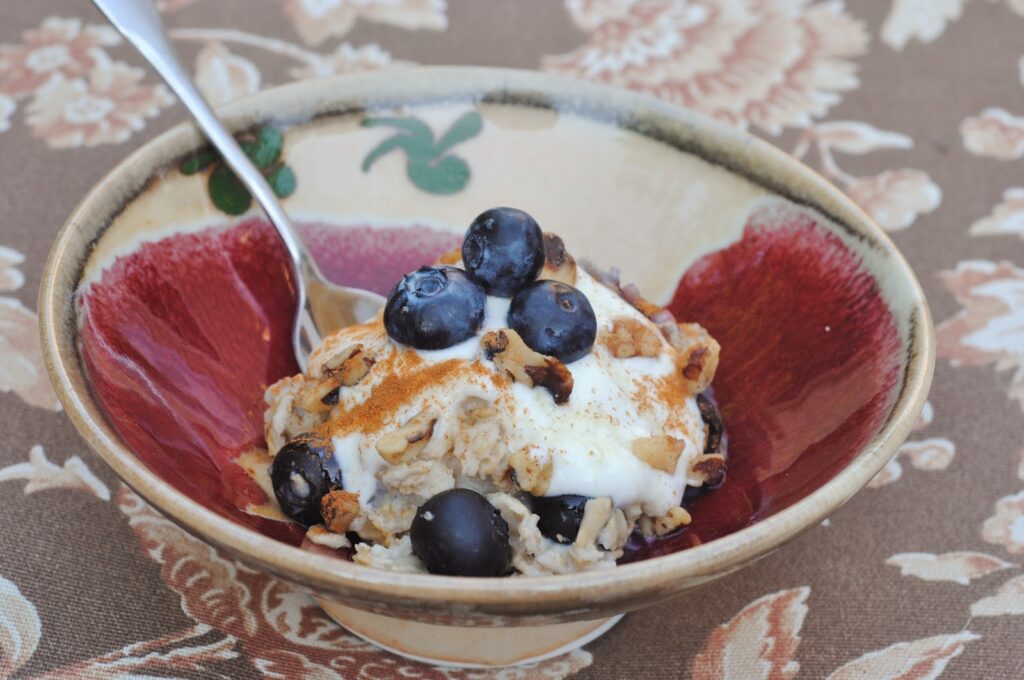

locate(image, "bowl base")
[[316, 598, 622, 668]]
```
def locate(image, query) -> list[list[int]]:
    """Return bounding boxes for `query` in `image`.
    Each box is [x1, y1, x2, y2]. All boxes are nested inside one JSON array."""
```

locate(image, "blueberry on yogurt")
[[384, 266, 486, 350], [462, 207, 545, 297], [508, 280, 597, 363]]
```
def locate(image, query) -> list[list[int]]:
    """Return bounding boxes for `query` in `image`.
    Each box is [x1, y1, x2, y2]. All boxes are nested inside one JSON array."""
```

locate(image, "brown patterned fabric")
[[1, 1, 1023, 677]]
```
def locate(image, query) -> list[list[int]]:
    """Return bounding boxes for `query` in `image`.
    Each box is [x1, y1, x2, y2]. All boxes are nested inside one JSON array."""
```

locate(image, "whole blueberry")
[[269, 436, 341, 526], [462, 207, 545, 297], [384, 266, 486, 350], [531, 494, 590, 544], [410, 489, 512, 577], [507, 280, 597, 363]]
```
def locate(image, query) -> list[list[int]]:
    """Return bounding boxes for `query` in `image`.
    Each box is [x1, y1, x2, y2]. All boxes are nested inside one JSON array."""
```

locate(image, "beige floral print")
[[25, 57, 173, 148], [937, 260, 1024, 412], [194, 42, 261, 106], [544, 0, 868, 135], [826, 632, 979, 679], [970, 188, 1024, 238], [960, 108, 1024, 160], [691, 587, 809, 679], [793, 121, 941, 231], [281, 0, 448, 46], [886, 551, 1015, 585], [845, 169, 942, 231], [971, 573, 1024, 616], [981, 490, 1024, 555], [0, 575, 41, 679], [0, 246, 60, 411], [0, 17, 119, 98]]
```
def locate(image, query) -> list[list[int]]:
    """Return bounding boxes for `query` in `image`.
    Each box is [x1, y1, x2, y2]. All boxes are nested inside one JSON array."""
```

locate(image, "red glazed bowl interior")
[[77, 204, 901, 562]]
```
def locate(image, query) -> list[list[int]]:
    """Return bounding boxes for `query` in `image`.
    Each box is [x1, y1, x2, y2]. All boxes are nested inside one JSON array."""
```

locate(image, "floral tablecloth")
[[1, 1, 1023, 678]]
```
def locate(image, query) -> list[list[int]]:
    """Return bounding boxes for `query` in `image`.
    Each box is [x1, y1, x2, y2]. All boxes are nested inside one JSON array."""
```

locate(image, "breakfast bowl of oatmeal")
[[39, 67, 933, 666]]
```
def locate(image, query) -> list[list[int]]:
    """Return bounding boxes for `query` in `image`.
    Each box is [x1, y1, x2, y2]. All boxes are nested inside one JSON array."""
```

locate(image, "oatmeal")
[[261, 207, 723, 576]]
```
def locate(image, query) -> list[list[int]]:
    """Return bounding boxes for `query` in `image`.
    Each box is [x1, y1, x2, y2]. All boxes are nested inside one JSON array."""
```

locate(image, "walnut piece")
[[320, 490, 361, 534], [574, 497, 614, 548], [640, 506, 692, 537], [603, 318, 663, 358], [300, 344, 375, 413], [673, 323, 720, 395], [508, 448, 553, 495], [696, 394, 724, 453], [375, 413, 437, 464], [689, 453, 727, 488], [541, 233, 577, 286], [631, 435, 684, 473], [482, 329, 573, 404]]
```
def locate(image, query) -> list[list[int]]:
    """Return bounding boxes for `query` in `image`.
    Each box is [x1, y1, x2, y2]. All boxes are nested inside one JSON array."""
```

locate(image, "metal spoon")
[[92, 0, 384, 372]]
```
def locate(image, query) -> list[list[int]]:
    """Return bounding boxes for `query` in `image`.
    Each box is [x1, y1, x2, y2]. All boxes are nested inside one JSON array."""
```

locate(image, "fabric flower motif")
[[936, 260, 1024, 410], [886, 551, 1015, 585], [970, 187, 1024, 238], [289, 43, 394, 80], [982, 490, 1024, 555], [0, 17, 119, 99], [0, 445, 110, 500], [281, 0, 448, 46], [844, 169, 941, 231], [0, 575, 41, 679], [826, 632, 979, 679], [960, 108, 1024, 160], [0, 94, 14, 133], [543, 0, 868, 135], [881, 0, 966, 50], [25, 57, 174, 148], [194, 42, 261, 107], [691, 587, 809, 679], [971, 573, 1024, 617]]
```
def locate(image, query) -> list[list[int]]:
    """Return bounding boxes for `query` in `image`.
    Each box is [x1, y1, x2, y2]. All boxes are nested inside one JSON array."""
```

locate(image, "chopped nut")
[[509, 448, 553, 495], [673, 323, 720, 395], [298, 376, 342, 413], [325, 345, 375, 387], [603, 318, 663, 358], [306, 525, 352, 549], [631, 435, 684, 473], [696, 394, 724, 453], [435, 247, 462, 265], [574, 497, 614, 548], [320, 490, 361, 534], [689, 453, 727, 488], [301, 345, 375, 412], [375, 413, 437, 464], [462, 397, 498, 422], [482, 329, 573, 404], [652, 507, 692, 536], [322, 343, 362, 372], [596, 508, 629, 551], [541, 233, 577, 285]]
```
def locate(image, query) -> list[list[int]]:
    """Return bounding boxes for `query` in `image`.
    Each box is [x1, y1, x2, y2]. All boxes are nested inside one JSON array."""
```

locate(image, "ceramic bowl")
[[39, 67, 933, 667]]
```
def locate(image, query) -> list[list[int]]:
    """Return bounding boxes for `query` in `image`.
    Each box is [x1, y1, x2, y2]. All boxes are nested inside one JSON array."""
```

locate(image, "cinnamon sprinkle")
[[316, 357, 472, 438]]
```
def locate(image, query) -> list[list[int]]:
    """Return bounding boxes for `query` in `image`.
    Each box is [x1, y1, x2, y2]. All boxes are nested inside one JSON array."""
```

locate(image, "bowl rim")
[[39, 66, 935, 613]]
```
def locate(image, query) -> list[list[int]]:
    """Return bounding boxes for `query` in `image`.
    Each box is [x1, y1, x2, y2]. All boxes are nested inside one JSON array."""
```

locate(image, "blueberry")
[[384, 266, 486, 350], [410, 489, 512, 577], [531, 495, 590, 544], [269, 435, 341, 526], [462, 208, 545, 297], [507, 280, 597, 363]]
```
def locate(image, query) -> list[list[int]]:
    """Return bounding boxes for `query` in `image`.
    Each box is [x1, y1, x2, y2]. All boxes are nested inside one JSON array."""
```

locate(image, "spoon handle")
[[91, 0, 323, 367]]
